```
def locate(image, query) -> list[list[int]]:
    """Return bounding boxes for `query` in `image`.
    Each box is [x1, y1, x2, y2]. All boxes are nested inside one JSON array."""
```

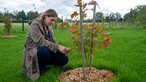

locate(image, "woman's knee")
[[37, 46, 51, 58], [58, 56, 69, 67], [64, 56, 69, 64]]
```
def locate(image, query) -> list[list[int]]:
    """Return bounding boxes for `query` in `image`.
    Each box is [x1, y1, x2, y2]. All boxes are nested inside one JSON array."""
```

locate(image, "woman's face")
[[44, 16, 57, 26]]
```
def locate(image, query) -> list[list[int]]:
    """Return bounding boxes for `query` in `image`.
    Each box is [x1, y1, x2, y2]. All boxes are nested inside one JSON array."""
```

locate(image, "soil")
[[59, 67, 115, 82]]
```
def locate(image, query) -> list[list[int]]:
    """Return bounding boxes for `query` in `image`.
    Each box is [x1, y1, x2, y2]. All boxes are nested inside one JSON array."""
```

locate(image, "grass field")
[[0, 23, 146, 82]]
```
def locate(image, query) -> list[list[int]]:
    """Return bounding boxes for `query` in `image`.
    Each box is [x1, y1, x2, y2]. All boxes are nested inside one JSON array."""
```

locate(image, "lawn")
[[0, 23, 146, 82]]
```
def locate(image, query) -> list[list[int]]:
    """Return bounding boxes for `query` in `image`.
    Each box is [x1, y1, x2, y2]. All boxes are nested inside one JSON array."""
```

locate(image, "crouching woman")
[[22, 9, 70, 80]]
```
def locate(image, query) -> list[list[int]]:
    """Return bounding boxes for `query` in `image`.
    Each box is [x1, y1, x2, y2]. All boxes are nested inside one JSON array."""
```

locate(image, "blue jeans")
[[37, 46, 69, 73]]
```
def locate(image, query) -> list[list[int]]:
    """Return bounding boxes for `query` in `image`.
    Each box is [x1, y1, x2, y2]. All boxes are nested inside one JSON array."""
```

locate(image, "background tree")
[[3, 9, 12, 35], [57, 17, 63, 22], [26, 11, 39, 20], [108, 12, 116, 29], [15, 11, 24, 21], [124, 5, 146, 29], [105, 16, 110, 22], [96, 12, 104, 31], [96, 12, 103, 22], [115, 12, 122, 22], [0, 12, 3, 22], [136, 5, 146, 29]]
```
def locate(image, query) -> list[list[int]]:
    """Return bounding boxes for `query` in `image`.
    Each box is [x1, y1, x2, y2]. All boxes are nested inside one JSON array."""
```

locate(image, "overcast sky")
[[0, 0, 145, 19]]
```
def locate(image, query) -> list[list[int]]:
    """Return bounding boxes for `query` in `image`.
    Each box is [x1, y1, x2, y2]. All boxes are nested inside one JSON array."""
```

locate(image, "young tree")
[[70, 0, 112, 79], [60, 0, 112, 79], [3, 9, 12, 35]]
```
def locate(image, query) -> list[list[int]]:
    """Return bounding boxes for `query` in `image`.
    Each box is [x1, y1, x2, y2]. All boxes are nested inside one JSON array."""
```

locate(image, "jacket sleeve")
[[29, 21, 59, 53]]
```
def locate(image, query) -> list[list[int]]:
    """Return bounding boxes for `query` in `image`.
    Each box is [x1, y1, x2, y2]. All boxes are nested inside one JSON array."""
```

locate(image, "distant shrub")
[[3, 11, 12, 35]]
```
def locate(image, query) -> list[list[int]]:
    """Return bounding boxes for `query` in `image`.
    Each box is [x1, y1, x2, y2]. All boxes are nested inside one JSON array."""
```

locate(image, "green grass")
[[0, 23, 146, 82]]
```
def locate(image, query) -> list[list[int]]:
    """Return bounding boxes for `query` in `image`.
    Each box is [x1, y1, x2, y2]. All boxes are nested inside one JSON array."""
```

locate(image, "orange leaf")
[[59, 22, 69, 30], [102, 40, 110, 48], [70, 24, 79, 34], [83, 24, 92, 33], [71, 11, 78, 18], [100, 32, 105, 37], [90, 23, 96, 27], [107, 36, 112, 42], [101, 36, 112, 48], [88, 0, 96, 5], [77, 0, 82, 4], [75, 21, 79, 25], [83, 3, 87, 9]]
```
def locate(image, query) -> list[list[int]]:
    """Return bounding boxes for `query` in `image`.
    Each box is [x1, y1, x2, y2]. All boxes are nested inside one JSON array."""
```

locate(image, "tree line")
[[0, 10, 63, 23], [124, 5, 146, 29], [0, 4, 145, 28]]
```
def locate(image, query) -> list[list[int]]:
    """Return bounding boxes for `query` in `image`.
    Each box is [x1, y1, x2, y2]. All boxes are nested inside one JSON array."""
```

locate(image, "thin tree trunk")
[[79, 1, 86, 79], [89, 4, 96, 70]]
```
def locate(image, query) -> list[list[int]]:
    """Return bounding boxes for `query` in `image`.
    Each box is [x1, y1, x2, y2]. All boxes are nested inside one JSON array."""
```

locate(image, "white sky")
[[0, 0, 145, 19]]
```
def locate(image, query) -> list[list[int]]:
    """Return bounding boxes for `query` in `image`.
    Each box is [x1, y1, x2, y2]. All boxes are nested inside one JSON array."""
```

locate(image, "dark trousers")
[[37, 46, 69, 73]]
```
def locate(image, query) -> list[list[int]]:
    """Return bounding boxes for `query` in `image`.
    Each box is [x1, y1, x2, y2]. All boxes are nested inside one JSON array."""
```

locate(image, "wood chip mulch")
[[59, 67, 115, 82]]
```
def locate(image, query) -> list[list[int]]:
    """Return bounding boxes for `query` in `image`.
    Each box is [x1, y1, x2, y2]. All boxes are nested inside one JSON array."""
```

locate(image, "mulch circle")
[[59, 67, 115, 82], [1, 35, 16, 38]]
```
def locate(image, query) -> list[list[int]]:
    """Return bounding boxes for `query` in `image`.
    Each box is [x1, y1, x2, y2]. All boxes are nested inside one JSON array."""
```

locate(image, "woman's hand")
[[58, 45, 71, 54]]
